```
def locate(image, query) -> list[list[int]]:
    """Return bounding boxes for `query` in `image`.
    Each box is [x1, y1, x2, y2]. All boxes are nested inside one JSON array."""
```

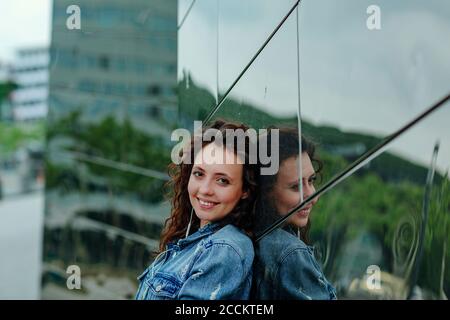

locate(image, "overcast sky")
[[0, 0, 52, 62], [179, 0, 450, 173]]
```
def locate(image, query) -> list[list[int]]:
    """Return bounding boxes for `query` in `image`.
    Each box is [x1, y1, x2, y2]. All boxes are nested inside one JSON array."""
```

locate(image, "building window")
[[147, 85, 161, 96], [98, 55, 110, 71]]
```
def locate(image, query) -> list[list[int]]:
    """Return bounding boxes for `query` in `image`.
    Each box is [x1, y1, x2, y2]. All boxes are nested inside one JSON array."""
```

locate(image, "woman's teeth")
[[198, 199, 217, 207]]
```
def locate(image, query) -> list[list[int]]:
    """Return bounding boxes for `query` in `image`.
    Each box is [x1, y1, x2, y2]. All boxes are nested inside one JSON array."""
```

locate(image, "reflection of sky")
[[300, 0, 450, 173], [179, 0, 450, 173], [0, 0, 52, 61]]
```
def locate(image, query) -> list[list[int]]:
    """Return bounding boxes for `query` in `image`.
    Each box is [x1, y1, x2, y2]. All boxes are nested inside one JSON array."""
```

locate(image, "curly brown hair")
[[158, 119, 259, 253]]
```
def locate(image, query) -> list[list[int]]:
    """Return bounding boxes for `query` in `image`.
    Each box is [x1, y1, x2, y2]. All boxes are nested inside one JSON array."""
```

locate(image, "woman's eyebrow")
[[192, 165, 205, 171], [214, 172, 232, 180], [302, 172, 316, 179]]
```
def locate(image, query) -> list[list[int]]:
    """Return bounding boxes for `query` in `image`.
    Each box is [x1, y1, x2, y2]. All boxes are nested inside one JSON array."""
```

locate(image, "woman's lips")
[[296, 207, 311, 217], [197, 197, 219, 210]]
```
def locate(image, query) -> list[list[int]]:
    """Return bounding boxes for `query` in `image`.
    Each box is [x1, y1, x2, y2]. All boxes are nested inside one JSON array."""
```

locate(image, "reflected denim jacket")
[[135, 222, 254, 300], [251, 227, 337, 300]]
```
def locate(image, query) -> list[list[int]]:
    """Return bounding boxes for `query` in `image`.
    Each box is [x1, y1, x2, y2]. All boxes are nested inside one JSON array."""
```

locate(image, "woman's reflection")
[[252, 127, 337, 300]]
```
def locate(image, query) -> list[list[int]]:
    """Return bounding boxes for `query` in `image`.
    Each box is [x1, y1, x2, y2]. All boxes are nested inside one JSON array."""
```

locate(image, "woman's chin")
[[290, 215, 308, 228]]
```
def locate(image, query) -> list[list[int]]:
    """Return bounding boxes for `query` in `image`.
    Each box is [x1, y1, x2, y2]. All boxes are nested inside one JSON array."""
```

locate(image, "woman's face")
[[271, 153, 319, 228], [188, 143, 247, 227]]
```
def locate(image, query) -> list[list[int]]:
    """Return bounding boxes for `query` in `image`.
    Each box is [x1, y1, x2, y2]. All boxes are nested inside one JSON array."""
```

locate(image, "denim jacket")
[[135, 222, 254, 300], [251, 227, 337, 300]]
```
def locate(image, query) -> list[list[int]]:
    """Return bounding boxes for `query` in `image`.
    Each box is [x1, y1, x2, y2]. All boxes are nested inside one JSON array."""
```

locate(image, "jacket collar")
[[170, 222, 222, 249], [284, 224, 316, 252]]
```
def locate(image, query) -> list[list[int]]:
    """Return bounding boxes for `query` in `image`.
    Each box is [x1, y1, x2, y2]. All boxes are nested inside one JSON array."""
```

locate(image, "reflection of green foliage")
[[303, 126, 433, 186], [47, 110, 171, 204], [312, 173, 422, 240], [302, 121, 379, 149], [311, 161, 450, 298], [0, 121, 45, 153], [178, 73, 297, 128], [0, 81, 18, 103], [316, 150, 348, 184], [420, 173, 450, 297], [370, 153, 435, 185], [178, 73, 216, 121]]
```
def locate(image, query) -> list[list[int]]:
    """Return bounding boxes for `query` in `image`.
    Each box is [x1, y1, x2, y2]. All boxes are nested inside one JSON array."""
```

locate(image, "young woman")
[[135, 120, 258, 300], [251, 128, 337, 300]]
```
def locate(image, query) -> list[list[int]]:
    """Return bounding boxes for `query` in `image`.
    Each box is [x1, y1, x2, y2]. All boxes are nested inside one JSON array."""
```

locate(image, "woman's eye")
[[290, 184, 299, 191], [217, 178, 229, 185], [193, 171, 203, 177]]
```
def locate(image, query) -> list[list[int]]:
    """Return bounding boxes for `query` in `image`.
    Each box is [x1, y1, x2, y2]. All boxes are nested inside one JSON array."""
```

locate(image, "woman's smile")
[[197, 197, 219, 210], [296, 206, 312, 218]]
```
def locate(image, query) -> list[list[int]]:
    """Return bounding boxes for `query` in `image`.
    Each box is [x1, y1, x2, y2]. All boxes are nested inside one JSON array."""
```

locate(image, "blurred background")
[[0, 0, 449, 299]]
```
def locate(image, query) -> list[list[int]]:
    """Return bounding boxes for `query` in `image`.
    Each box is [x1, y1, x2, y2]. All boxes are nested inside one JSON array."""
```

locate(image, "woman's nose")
[[198, 179, 214, 195], [303, 184, 316, 201]]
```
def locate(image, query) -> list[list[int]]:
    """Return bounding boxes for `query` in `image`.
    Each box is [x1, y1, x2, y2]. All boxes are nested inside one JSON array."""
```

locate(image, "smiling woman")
[[135, 119, 258, 300]]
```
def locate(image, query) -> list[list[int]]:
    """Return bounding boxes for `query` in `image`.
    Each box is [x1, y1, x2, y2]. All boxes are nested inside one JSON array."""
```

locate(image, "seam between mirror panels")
[[296, 4, 304, 204], [178, 0, 196, 30], [202, 0, 302, 124]]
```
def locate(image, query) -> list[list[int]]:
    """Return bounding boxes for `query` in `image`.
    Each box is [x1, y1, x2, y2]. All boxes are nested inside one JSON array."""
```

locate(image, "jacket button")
[[155, 285, 162, 292]]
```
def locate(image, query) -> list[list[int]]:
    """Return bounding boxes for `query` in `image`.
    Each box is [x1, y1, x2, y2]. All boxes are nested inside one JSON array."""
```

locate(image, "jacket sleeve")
[[275, 247, 336, 300], [178, 242, 252, 300]]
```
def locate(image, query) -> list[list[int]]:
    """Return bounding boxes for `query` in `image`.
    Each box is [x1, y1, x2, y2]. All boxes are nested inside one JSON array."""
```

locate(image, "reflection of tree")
[[421, 174, 450, 298], [0, 81, 17, 122], [0, 81, 17, 101], [46, 110, 171, 203], [178, 73, 297, 128], [44, 109, 171, 296], [311, 167, 450, 298]]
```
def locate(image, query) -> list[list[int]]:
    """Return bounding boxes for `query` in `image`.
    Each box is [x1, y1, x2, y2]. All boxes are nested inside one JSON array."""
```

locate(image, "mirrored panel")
[[308, 101, 450, 299], [178, 0, 218, 129], [43, 0, 177, 299], [299, 0, 450, 191], [217, 0, 298, 99]]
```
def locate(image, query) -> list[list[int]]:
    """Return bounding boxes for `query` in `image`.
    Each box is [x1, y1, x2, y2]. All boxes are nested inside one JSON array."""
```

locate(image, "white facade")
[[10, 47, 49, 121]]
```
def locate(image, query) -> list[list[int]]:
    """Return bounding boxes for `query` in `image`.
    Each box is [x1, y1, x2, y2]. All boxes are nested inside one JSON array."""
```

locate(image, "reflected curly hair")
[[255, 127, 322, 245], [158, 119, 259, 253]]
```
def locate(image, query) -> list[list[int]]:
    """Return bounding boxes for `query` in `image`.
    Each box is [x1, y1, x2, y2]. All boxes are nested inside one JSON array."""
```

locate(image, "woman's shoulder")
[[255, 228, 310, 266], [258, 228, 308, 251], [206, 224, 254, 258]]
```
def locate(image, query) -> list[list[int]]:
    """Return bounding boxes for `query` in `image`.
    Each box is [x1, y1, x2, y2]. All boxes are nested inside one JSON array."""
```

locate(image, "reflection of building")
[[48, 0, 177, 136], [10, 47, 49, 121], [43, 0, 177, 299]]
